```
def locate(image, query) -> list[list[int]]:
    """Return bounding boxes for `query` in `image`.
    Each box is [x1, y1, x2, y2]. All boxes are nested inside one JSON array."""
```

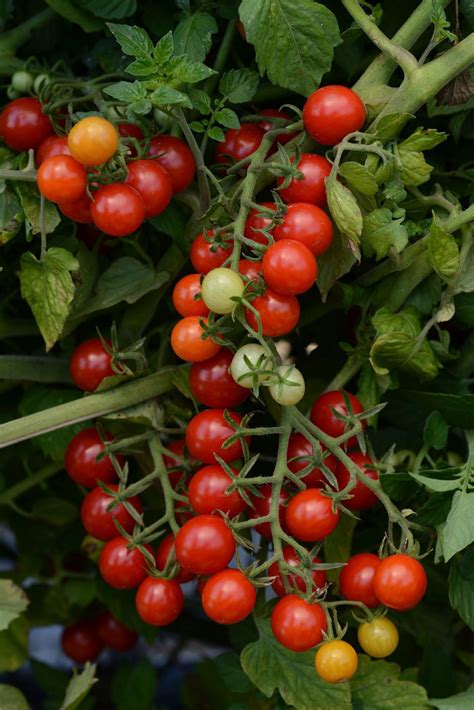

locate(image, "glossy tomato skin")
[[64, 428, 122, 488], [156, 533, 195, 583], [190, 230, 232, 274], [135, 577, 184, 626], [186, 409, 246, 464], [118, 123, 144, 157], [271, 595, 327, 652], [90, 183, 145, 237], [215, 123, 264, 166], [37, 155, 87, 203], [336, 452, 379, 510], [285, 489, 340, 542], [239, 259, 263, 283], [171, 316, 221, 362], [310, 390, 365, 448], [68, 116, 118, 166], [59, 193, 92, 224], [35, 135, 71, 166], [125, 159, 172, 218], [357, 617, 399, 658], [149, 134, 195, 193], [99, 537, 152, 590], [163, 438, 188, 490], [96, 611, 138, 651], [245, 289, 300, 337], [269, 546, 327, 597], [69, 338, 114, 391], [0, 98, 53, 151], [287, 433, 337, 487], [202, 569, 256, 624], [188, 464, 246, 517], [172, 274, 209, 318], [315, 640, 358, 683], [258, 108, 296, 145], [278, 154, 331, 206], [250, 484, 289, 539], [373, 554, 427, 611], [339, 553, 380, 608], [61, 620, 103, 663], [303, 85, 366, 146], [263, 239, 317, 295], [80, 484, 142, 541], [189, 349, 249, 408], [274, 203, 333, 256], [175, 514, 235, 575], [244, 202, 278, 245]]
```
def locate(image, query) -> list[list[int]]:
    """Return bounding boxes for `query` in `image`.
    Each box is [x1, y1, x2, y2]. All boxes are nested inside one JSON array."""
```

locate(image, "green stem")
[[204, 19, 237, 97], [0, 355, 70, 383], [0, 8, 56, 54], [324, 355, 362, 393], [0, 462, 63, 505], [148, 435, 179, 534], [174, 108, 210, 215], [0, 170, 37, 182]]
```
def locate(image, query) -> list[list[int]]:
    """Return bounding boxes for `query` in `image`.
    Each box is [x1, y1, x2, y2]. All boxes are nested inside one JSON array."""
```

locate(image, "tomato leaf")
[[326, 178, 363, 247], [427, 219, 460, 280], [442, 486, 474, 561], [0, 685, 29, 710], [219, 69, 259, 103], [0, 581, 29, 632], [316, 226, 358, 301], [351, 655, 430, 709], [0, 617, 29, 672], [16, 183, 60, 236], [173, 11, 218, 62], [399, 127, 447, 152], [338, 162, 378, 196], [423, 410, 449, 450], [373, 113, 413, 142], [60, 662, 97, 710], [431, 683, 474, 709], [449, 546, 474, 631], [103, 81, 152, 115], [0, 189, 23, 245], [150, 86, 193, 109], [362, 208, 409, 260], [107, 22, 153, 58], [398, 149, 433, 186]]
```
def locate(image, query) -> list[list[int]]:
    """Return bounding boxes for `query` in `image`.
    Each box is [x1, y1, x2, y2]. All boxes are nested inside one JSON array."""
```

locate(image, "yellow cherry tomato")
[[68, 116, 118, 166], [315, 640, 358, 684], [357, 617, 399, 658]]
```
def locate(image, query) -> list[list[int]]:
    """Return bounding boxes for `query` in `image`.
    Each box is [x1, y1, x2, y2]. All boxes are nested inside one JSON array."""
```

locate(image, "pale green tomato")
[[230, 344, 273, 388], [269, 365, 305, 406], [11, 71, 33, 93], [201, 268, 244, 315]]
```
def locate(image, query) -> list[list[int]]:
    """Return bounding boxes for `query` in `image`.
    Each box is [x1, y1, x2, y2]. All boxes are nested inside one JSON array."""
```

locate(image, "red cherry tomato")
[[303, 85, 366, 146], [80, 484, 142, 541], [190, 230, 232, 274], [61, 620, 103, 663], [171, 316, 221, 362], [156, 533, 195, 583], [90, 183, 145, 237], [273, 203, 333, 256], [277, 154, 331, 206], [96, 611, 138, 651], [163, 439, 188, 490], [250, 484, 289, 539], [189, 349, 249, 408], [269, 546, 327, 597], [99, 537, 152, 590], [271, 595, 327, 652], [0, 97, 53, 151], [244, 202, 278, 245], [37, 155, 87, 203], [149, 134, 195, 193], [35, 135, 71, 166], [310, 390, 365, 448], [287, 433, 338, 488], [263, 239, 317, 295], [188, 464, 246, 517], [59, 192, 92, 224], [258, 108, 296, 146], [202, 569, 256, 624], [175, 514, 235, 575], [215, 123, 264, 167], [135, 577, 184, 626], [245, 288, 300, 337], [339, 552, 381, 609], [185, 408, 247, 464], [69, 338, 114, 391], [285, 489, 340, 542], [125, 159, 172, 218], [239, 259, 263, 283], [118, 122, 144, 157], [336, 452, 379, 510], [373, 554, 427, 611], [64, 428, 123, 488], [172, 273, 209, 318]]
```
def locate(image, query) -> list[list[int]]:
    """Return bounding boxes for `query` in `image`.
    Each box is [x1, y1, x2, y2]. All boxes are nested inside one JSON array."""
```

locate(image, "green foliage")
[[111, 660, 157, 710], [60, 663, 97, 710], [0, 580, 29, 631], [0, 685, 30, 710]]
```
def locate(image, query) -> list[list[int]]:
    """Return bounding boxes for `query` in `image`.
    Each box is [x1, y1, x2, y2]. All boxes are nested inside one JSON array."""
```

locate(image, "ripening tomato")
[[310, 390, 365, 448], [68, 116, 119, 165], [315, 640, 358, 683], [35, 135, 71, 166], [335, 452, 379, 511], [373, 554, 427, 611], [163, 438, 188, 490], [269, 546, 327, 597], [258, 108, 297, 146], [175, 514, 235, 575], [61, 620, 103, 664], [287, 433, 337, 488], [277, 154, 332, 206], [244, 202, 278, 245], [269, 365, 306, 406], [0, 97, 53, 151], [215, 123, 264, 167], [125, 159, 172, 218], [90, 183, 145, 237], [171, 316, 221, 362], [64, 428, 123, 488], [37, 155, 87, 203], [59, 192, 92, 223], [263, 240, 317, 295], [230, 343, 272, 389], [271, 595, 327, 652], [172, 274, 209, 318], [156, 533, 195, 583], [339, 553, 381, 609], [285, 489, 340, 542], [99, 537, 152, 590], [190, 230, 233, 274], [135, 577, 184, 626], [80, 484, 142, 541], [189, 349, 249, 408], [357, 617, 399, 658], [201, 268, 245, 315], [239, 260, 263, 287], [245, 289, 300, 337], [149, 134, 195, 193], [250, 484, 289, 539], [303, 85, 366, 146], [96, 611, 138, 651], [202, 569, 256, 624], [185, 409, 246, 464], [188, 464, 247, 517], [273, 203, 333, 256], [69, 338, 114, 391]]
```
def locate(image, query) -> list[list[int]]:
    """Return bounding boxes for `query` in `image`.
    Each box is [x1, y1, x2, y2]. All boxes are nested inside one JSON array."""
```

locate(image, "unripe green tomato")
[[33, 73, 50, 94], [230, 344, 273, 388], [201, 267, 244, 315], [269, 365, 305, 406], [11, 70, 33, 93]]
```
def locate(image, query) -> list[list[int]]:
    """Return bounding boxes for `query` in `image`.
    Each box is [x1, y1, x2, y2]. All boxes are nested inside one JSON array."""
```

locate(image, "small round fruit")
[[68, 116, 119, 165], [269, 546, 327, 597], [201, 268, 245, 314], [357, 617, 399, 658], [175, 514, 235, 575], [11, 70, 33, 93], [336, 452, 379, 511], [285, 489, 340, 542], [315, 640, 358, 683], [303, 85, 366, 145], [61, 620, 103, 664], [190, 349, 249, 408], [64, 428, 122, 488], [37, 155, 87, 203], [311, 390, 365, 449], [190, 230, 233, 274], [156, 533, 194, 583], [185, 408, 246, 464], [239, 259, 263, 283], [339, 553, 381, 609], [135, 577, 184, 626], [69, 338, 114, 391], [269, 365, 305, 406], [273, 203, 333, 256], [215, 123, 264, 166], [171, 316, 221, 362], [202, 569, 256, 624], [230, 343, 272, 389], [188, 464, 246, 517], [0, 97, 53, 151], [149, 134, 195, 193], [373, 554, 427, 611], [271, 595, 327, 652], [278, 154, 331, 206], [244, 202, 278, 245], [59, 193, 92, 224], [172, 274, 209, 318], [245, 289, 300, 337], [99, 537, 151, 590], [125, 159, 172, 218], [36, 135, 71, 166], [80, 484, 142, 541], [250, 484, 289, 539], [263, 239, 317, 296], [90, 183, 145, 237], [287, 434, 337, 488], [96, 611, 138, 651]]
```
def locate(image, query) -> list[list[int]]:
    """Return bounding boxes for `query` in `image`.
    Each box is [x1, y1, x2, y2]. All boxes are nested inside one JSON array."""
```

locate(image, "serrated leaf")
[[423, 410, 449, 450], [398, 148, 433, 186], [219, 69, 260, 103], [104, 80, 148, 103], [362, 208, 408, 260], [427, 219, 460, 280], [150, 86, 192, 108], [174, 58, 215, 83], [339, 162, 377, 195], [399, 127, 447, 151], [107, 22, 153, 58], [16, 183, 60, 236], [188, 88, 212, 114], [174, 12, 217, 62], [60, 663, 97, 710], [0, 581, 29, 632], [153, 31, 175, 64], [0, 188, 23, 245], [215, 107, 240, 129], [0, 685, 29, 710], [326, 178, 362, 245], [442, 489, 474, 561], [410, 472, 460, 492], [351, 655, 429, 709], [449, 547, 474, 631], [316, 225, 358, 301], [209, 126, 226, 142], [373, 113, 413, 141], [125, 56, 156, 76], [78, 0, 136, 19]]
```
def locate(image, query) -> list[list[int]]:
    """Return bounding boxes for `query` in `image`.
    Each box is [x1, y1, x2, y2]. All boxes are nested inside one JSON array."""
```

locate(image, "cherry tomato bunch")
[[61, 611, 138, 664]]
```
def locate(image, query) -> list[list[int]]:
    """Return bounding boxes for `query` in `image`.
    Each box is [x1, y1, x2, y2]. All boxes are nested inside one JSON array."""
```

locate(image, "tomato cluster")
[[61, 611, 138, 664]]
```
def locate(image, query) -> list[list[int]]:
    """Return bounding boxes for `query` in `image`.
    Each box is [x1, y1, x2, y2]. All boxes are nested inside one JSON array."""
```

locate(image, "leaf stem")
[[174, 107, 211, 215]]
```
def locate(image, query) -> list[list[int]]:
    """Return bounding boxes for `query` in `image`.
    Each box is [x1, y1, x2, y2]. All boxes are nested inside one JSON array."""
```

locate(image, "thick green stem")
[[0, 355, 70, 383], [324, 355, 362, 394], [174, 108, 211, 215], [0, 170, 37, 182], [148, 435, 179, 535]]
